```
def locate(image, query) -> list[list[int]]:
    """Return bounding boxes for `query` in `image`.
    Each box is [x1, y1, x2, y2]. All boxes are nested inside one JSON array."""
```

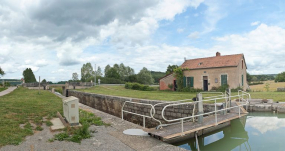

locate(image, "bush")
[[179, 86, 203, 92], [249, 82, 263, 85], [100, 77, 125, 84], [231, 86, 243, 92], [168, 84, 173, 89], [216, 84, 229, 92], [125, 82, 155, 91]]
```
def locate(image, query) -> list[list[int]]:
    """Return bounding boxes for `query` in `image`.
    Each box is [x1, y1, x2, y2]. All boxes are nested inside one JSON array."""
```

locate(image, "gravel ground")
[[0, 103, 186, 151]]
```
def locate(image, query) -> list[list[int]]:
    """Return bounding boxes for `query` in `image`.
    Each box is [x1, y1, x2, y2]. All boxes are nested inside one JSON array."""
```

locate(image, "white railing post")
[[239, 95, 241, 117], [215, 99, 217, 125], [197, 93, 203, 124], [143, 115, 145, 128], [181, 119, 184, 135]]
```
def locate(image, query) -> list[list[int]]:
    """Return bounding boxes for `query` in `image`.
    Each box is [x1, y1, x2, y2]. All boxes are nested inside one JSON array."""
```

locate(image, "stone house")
[[160, 52, 248, 91]]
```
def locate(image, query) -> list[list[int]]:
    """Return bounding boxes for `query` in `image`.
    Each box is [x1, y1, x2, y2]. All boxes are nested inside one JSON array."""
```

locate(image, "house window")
[[184, 77, 194, 87], [215, 78, 218, 83], [221, 74, 227, 86]]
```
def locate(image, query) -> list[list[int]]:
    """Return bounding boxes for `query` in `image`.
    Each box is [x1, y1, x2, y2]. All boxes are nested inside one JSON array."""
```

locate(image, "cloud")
[[247, 116, 285, 134], [251, 21, 260, 26], [177, 28, 185, 33], [188, 31, 200, 39], [35, 59, 48, 67]]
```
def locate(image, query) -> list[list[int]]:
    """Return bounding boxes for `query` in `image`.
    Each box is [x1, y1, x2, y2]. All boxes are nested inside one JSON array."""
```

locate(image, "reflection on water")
[[174, 112, 285, 151]]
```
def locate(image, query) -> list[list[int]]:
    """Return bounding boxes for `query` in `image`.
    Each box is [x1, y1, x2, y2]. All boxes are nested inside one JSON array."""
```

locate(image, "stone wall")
[[68, 90, 222, 128], [277, 88, 285, 92]]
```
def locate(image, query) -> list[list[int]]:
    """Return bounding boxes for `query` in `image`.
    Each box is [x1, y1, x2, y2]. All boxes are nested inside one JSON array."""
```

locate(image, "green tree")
[[81, 63, 95, 82], [104, 64, 111, 76], [173, 67, 184, 91], [105, 68, 120, 79], [42, 79, 47, 83], [96, 66, 102, 77], [23, 68, 37, 83], [0, 67, 4, 78], [166, 65, 178, 75], [275, 71, 285, 82], [247, 72, 252, 83], [137, 67, 154, 85], [72, 72, 79, 81]]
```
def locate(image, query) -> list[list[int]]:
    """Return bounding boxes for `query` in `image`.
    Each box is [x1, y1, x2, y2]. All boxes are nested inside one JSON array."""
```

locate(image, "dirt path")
[[0, 87, 17, 97]]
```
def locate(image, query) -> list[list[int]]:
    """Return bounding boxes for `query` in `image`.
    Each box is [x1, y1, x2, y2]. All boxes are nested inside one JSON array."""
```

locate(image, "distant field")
[[77, 85, 285, 102], [250, 80, 285, 92]]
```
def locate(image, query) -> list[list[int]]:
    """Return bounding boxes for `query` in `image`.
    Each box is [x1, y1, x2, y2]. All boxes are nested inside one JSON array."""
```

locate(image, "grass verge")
[[49, 109, 109, 143], [0, 87, 8, 92], [76, 85, 285, 102], [0, 87, 62, 147]]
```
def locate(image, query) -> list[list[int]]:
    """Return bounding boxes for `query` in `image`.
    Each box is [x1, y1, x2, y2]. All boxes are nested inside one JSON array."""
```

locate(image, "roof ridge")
[[185, 53, 243, 62]]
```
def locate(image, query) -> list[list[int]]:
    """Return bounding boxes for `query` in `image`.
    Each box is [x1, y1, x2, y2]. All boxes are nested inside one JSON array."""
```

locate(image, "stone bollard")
[[52, 88, 55, 93]]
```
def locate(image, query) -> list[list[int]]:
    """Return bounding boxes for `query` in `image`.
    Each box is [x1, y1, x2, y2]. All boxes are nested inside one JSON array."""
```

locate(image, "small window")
[[199, 62, 203, 65], [215, 78, 218, 83]]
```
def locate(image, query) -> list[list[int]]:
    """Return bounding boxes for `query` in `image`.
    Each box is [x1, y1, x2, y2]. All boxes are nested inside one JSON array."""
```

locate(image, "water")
[[174, 112, 285, 151]]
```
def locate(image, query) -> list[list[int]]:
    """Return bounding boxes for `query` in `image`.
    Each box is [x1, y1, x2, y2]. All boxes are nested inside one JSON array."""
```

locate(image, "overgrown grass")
[[50, 86, 63, 94], [250, 80, 285, 92], [0, 87, 62, 147], [0, 87, 8, 92], [77, 85, 285, 102], [49, 109, 109, 143]]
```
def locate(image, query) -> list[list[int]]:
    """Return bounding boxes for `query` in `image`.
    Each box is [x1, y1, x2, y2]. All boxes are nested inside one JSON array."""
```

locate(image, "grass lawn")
[[0, 87, 62, 147], [0, 87, 7, 92], [250, 80, 285, 92], [76, 85, 285, 102]]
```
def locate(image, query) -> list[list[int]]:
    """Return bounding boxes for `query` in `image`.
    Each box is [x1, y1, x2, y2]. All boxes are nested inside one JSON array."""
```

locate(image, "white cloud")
[[177, 28, 185, 33], [251, 21, 260, 26], [188, 31, 200, 39], [35, 59, 48, 67], [247, 116, 285, 134]]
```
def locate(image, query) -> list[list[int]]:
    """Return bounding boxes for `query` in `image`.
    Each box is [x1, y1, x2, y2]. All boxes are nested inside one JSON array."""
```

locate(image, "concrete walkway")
[[0, 87, 17, 96]]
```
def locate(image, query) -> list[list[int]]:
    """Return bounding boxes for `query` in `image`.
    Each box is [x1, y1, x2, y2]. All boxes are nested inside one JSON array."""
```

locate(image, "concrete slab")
[[50, 118, 65, 131]]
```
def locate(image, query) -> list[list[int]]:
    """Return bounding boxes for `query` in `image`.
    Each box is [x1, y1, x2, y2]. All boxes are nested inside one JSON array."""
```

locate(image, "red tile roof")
[[181, 53, 245, 69]]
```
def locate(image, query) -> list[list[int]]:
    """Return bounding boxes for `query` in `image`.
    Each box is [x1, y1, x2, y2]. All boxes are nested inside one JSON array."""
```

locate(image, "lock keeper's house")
[[159, 52, 248, 91]]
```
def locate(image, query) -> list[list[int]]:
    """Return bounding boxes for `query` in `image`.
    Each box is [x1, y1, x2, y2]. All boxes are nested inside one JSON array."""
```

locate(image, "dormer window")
[[199, 62, 203, 65]]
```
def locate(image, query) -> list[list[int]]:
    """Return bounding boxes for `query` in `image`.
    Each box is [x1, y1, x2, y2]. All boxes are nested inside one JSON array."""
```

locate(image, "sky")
[[0, 0, 285, 82]]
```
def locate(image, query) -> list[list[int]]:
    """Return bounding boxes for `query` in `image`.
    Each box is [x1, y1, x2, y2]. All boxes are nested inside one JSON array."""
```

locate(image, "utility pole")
[[94, 64, 96, 86]]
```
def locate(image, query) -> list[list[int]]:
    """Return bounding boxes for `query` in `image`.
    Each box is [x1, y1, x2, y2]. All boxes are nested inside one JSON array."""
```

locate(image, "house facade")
[[160, 52, 248, 91]]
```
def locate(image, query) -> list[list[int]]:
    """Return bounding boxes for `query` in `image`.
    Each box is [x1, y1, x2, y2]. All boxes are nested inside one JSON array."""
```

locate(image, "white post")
[[181, 119, 184, 135], [215, 99, 217, 125], [143, 116, 145, 128], [197, 93, 203, 124]]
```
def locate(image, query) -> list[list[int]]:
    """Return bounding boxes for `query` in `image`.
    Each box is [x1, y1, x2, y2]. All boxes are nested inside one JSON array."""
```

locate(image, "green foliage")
[[137, 67, 154, 85], [54, 132, 69, 141], [105, 67, 120, 79], [72, 73, 79, 81], [125, 82, 155, 91], [4, 82, 10, 87], [126, 74, 138, 83], [168, 84, 173, 89], [23, 68, 37, 83], [81, 63, 95, 82], [41, 79, 47, 83], [275, 72, 285, 82], [150, 71, 166, 84], [104, 64, 111, 76], [246, 72, 252, 83], [212, 84, 229, 92], [264, 83, 270, 92], [35, 126, 43, 131], [166, 65, 178, 75], [252, 74, 275, 81], [249, 82, 264, 85], [173, 67, 184, 91], [0, 67, 4, 77], [100, 77, 125, 84], [231, 86, 243, 92], [79, 109, 109, 126], [180, 87, 203, 92], [46, 121, 53, 126], [95, 66, 103, 77]]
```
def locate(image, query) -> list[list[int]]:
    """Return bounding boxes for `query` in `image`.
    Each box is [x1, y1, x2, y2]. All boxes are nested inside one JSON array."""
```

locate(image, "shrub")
[[168, 84, 173, 90], [217, 84, 229, 92], [124, 82, 155, 91], [179, 86, 203, 92], [100, 77, 125, 84], [231, 86, 243, 92]]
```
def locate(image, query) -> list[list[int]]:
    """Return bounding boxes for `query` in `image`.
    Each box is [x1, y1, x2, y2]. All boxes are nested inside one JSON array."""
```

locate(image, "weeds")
[[46, 121, 53, 126]]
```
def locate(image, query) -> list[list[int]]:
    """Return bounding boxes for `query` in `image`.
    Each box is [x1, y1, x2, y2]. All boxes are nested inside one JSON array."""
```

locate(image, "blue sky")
[[0, 0, 285, 82]]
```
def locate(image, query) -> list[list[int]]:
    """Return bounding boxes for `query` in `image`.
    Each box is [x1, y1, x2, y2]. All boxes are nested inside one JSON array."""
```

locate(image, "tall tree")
[[81, 63, 95, 82], [104, 64, 111, 76], [41, 79, 47, 83], [137, 67, 154, 85], [96, 66, 102, 77], [72, 72, 79, 81], [166, 65, 178, 75], [275, 71, 285, 82], [105, 67, 120, 79], [0, 67, 4, 78], [23, 68, 37, 83], [246, 72, 252, 83]]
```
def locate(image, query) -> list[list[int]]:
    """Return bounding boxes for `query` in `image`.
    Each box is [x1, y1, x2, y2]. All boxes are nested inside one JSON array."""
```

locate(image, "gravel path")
[[0, 102, 186, 151], [0, 87, 17, 96]]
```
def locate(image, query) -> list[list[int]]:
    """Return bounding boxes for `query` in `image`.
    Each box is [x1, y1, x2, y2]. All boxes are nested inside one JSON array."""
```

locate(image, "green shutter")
[[242, 75, 244, 86], [183, 76, 186, 87], [190, 77, 194, 87], [221, 75, 227, 86]]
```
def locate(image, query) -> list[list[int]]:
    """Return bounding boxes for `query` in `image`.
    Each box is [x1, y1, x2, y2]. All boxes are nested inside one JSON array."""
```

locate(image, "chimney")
[[216, 52, 221, 56]]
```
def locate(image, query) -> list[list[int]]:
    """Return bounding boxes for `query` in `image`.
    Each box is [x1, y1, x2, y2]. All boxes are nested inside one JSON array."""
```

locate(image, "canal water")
[[174, 112, 285, 151]]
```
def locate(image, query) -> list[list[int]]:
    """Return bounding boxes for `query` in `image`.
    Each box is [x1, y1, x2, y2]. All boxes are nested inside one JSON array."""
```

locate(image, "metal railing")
[[121, 99, 160, 128], [161, 91, 250, 135]]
